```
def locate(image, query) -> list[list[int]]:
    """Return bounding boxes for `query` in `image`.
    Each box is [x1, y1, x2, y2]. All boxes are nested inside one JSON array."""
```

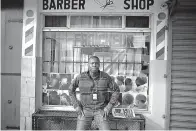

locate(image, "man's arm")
[[105, 75, 120, 112], [68, 75, 80, 108]]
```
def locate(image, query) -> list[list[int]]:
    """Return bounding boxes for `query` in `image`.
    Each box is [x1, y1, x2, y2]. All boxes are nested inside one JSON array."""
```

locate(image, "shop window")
[[70, 16, 122, 28], [45, 16, 67, 27], [70, 16, 92, 28], [126, 16, 149, 28], [94, 16, 122, 28], [42, 15, 150, 111]]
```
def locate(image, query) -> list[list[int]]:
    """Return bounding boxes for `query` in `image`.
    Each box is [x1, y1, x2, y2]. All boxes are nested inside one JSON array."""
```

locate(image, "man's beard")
[[89, 68, 99, 78]]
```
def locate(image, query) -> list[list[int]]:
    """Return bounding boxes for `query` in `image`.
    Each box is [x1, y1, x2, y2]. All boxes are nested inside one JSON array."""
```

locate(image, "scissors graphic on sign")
[[94, 0, 116, 11]]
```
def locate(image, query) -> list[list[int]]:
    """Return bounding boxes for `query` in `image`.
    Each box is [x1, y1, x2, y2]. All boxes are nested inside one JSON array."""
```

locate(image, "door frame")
[[165, 15, 173, 130]]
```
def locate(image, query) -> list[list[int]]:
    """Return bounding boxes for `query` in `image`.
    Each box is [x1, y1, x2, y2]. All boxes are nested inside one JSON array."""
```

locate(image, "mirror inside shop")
[[42, 32, 150, 110]]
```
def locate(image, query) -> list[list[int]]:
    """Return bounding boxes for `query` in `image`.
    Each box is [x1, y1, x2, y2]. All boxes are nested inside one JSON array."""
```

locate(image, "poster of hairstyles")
[[43, 73, 71, 90], [113, 75, 148, 110], [42, 73, 72, 105]]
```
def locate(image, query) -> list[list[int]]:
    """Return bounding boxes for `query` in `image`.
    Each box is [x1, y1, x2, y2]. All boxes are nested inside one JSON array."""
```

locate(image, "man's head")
[[125, 78, 132, 86], [135, 77, 147, 87], [115, 76, 124, 86], [135, 94, 147, 104], [88, 56, 100, 73], [124, 78, 132, 91], [122, 94, 134, 105]]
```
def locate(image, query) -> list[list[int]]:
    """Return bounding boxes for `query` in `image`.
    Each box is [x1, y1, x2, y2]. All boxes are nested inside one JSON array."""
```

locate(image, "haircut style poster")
[[42, 73, 72, 105]]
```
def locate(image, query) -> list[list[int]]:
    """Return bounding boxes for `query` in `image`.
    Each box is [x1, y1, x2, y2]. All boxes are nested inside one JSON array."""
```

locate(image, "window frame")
[[40, 13, 154, 114]]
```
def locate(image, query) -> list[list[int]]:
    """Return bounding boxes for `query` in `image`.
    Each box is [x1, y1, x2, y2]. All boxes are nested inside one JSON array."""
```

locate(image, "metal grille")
[[170, 5, 196, 130], [118, 120, 139, 130], [32, 110, 145, 130]]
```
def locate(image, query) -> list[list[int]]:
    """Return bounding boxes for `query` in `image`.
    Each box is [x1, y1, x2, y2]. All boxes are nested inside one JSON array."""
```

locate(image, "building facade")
[[20, 0, 169, 130], [1, 0, 196, 130]]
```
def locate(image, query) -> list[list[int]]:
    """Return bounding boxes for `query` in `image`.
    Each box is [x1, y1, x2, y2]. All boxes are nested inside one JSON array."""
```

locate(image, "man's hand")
[[103, 107, 110, 117], [103, 103, 113, 117], [76, 106, 85, 116]]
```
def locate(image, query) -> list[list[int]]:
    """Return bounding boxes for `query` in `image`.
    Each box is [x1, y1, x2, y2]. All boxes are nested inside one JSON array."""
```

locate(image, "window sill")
[[40, 105, 76, 111], [40, 105, 151, 114], [134, 109, 151, 114]]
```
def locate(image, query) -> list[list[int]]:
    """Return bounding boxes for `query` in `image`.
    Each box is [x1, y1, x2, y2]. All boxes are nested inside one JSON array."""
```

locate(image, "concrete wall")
[[20, 58, 36, 130], [20, 0, 41, 129]]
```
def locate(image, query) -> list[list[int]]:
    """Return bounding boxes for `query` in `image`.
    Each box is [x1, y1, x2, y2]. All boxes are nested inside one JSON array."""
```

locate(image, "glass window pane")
[[110, 63, 118, 76], [43, 93, 49, 105], [49, 90, 60, 105], [127, 49, 135, 62], [135, 48, 142, 63], [70, 16, 92, 28], [43, 62, 51, 73], [93, 16, 99, 28], [50, 62, 59, 73], [42, 31, 150, 109], [119, 64, 126, 75], [118, 50, 126, 62], [104, 56, 112, 62], [133, 35, 146, 48], [134, 64, 142, 76], [99, 63, 104, 71], [75, 32, 82, 46], [110, 33, 125, 47], [100, 16, 122, 28], [74, 48, 81, 62], [81, 63, 88, 72], [126, 64, 134, 76], [43, 38, 52, 61], [81, 54, 89, 63], [59, 63, 66, 73], [45, 16, 67, 27], [60, 90, 72, 106], [59, 63, 73, 74], [74, 63, 81, 74], [126, 16, 149, 28], [104, 63, 112, 75]]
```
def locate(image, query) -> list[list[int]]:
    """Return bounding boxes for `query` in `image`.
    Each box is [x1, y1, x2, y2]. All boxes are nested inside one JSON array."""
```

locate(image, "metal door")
[[167, 0, 196, 129], [1, 9, 23, 130]]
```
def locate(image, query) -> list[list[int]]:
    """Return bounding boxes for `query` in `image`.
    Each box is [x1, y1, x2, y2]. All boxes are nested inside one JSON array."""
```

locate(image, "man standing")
[[69, 56, 120, 130]]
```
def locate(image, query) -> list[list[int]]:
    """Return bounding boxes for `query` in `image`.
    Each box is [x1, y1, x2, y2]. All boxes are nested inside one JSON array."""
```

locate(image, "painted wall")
[[1, 9, 23, 129], [144, 60, 167, 130]]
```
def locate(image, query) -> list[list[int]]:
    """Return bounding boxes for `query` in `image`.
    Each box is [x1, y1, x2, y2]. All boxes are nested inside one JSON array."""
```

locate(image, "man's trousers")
[[76, 109, 110, 130]]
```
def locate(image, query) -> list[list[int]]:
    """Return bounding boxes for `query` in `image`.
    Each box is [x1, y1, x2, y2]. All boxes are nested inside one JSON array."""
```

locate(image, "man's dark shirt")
[[69, 71, 120, 110]]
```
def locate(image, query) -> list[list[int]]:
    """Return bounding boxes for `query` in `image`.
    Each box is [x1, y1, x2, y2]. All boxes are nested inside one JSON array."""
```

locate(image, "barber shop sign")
[[42, 0, 155, 12]]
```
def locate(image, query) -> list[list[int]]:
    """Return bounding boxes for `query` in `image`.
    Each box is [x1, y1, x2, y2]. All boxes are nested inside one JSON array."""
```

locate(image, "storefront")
[[20, 0, 169, 130]]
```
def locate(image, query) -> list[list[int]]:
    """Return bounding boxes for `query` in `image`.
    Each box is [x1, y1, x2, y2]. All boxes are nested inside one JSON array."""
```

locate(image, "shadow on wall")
[[144, 116, 164, 130]]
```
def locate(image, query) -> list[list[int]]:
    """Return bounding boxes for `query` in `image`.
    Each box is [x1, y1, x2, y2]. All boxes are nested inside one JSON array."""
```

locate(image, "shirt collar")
[[87, 70, 101, 79]]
